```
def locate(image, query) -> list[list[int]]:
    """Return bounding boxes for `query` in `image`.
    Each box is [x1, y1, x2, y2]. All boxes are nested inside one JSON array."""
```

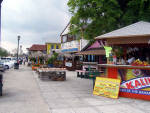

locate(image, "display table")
[[98, 64, 150, 100], [37, 68, 66, 81]]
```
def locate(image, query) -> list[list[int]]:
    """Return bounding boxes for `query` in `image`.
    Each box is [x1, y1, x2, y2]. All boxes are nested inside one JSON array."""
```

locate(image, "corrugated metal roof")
[[96, 21, 150, 39]]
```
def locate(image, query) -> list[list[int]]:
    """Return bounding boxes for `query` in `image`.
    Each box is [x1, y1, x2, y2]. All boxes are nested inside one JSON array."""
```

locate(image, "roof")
[[76, 49, 105, 55], [96, 21, 150, 39], [60, 22, 70, 36], [29, 44, 46, 51], [45, 42, 60, 44]]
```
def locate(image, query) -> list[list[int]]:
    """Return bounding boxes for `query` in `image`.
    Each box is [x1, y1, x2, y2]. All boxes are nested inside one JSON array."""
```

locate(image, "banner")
[[93, 77, 121, 99], [118, 69, 150, 95]]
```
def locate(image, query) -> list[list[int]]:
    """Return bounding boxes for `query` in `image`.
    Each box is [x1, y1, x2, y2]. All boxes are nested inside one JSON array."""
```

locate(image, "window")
[[51, 45, 54, 49], [56, 45, 59, 49]]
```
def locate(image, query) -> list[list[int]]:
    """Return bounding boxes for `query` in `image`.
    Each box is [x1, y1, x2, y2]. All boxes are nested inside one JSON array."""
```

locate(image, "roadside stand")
[[95, 21, 150, 100], [37, 68, 66, 81], [75, 41, 107, 90]]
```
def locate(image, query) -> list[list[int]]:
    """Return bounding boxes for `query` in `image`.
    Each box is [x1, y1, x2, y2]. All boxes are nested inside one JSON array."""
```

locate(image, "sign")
[[118, 69, 150, 95], [121, 77, 150, 90], [65, 62, 72, 67], [93, 77, 121, 99], [61, 40, 79, 52]]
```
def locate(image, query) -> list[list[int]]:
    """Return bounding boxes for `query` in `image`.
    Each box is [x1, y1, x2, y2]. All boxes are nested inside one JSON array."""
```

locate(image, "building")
[[60, 22, 89, 70], [60, 23, 88, 53], [28, 44, 46, 57], [46, 43, 61, 55]]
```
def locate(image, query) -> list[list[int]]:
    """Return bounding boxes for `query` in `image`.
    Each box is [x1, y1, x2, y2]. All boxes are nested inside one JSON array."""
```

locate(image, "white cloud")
[[1, 0, 70, 53]]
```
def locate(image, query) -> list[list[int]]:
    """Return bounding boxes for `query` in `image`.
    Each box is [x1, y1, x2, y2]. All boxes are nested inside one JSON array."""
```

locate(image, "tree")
[[67, 0, 150, 40], [0, 47, 9, 57]]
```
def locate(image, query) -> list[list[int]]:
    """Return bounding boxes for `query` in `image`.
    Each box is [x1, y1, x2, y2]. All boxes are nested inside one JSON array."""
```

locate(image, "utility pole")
[[17, 35, 20, 63]]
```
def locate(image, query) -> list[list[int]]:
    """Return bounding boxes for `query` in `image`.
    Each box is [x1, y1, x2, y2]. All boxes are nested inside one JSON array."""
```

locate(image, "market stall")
[[96, 21, 150, 100]]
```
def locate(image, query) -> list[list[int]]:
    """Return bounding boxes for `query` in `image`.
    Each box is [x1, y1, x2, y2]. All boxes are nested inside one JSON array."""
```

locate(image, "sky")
[[1, 0, 70, 53]]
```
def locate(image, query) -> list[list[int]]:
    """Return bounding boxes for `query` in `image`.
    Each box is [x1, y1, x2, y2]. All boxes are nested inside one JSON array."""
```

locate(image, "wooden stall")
[[96, 21, 150, 100]]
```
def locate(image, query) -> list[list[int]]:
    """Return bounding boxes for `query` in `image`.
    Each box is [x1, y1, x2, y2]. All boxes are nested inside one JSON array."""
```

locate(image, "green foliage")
[[0, 47, 9, 57], [47, 57, 54, 64], [67, 0, 150, 40], [30, 57, 36, 63], [47, 52, 59, 64], [113, 46, 124, 57], [39, 56, 44, 64]]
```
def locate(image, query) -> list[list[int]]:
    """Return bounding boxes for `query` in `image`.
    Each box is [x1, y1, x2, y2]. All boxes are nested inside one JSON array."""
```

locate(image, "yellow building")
[[46, 43, 61, 55]]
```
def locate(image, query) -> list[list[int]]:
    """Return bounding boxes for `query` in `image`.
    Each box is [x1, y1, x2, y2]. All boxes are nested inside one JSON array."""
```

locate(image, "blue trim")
[[120, 88, 150, 95], [62, 48, 78, 52]]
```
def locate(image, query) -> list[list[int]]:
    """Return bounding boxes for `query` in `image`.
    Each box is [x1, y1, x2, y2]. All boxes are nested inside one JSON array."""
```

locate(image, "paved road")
[[0, 65, 49, 113], [1, 65, 150, 113], [34, 71, 150, 113]]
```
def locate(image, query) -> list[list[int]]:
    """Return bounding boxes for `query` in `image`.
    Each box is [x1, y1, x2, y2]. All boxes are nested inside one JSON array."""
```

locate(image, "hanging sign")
[[93, 77, 121, 99]]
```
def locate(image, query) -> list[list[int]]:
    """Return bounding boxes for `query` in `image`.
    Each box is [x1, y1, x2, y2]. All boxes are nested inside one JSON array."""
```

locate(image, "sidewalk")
[[34, 71, 150, 113], [0, 65, 49, 113]]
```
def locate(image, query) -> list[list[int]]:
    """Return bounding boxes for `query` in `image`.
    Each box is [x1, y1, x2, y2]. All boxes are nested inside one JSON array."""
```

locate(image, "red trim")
[[119, 92, 150, 100], [107, 67, 118, 78]]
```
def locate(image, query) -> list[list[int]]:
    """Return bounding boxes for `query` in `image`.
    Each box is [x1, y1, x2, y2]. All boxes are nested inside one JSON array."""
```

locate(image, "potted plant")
[[47, 57, 54, 67], [47, 52, 58, 67]]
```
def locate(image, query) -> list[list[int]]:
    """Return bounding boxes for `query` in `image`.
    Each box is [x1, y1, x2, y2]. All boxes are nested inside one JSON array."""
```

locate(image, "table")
[[37, 68, 66, 81]]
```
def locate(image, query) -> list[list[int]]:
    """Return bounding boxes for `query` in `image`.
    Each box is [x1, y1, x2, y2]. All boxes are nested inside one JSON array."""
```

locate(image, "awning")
[[106, 36, 150, 45], [95, 21, 150, 40], [76, 49, 105, 55]]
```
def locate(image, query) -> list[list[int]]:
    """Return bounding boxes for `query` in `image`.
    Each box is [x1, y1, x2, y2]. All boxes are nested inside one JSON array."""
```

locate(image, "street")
[[0, 65, 150, 113], [0, 65, 49, 113]]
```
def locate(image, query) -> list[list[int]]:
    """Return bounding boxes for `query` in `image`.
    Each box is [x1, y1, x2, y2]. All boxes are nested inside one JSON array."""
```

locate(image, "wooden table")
[[37, 68, 66, 81]]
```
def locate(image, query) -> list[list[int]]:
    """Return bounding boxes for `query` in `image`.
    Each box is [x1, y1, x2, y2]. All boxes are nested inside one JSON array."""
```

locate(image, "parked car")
[[0, 57, 16, 69], [0, 61, 5, 72], [1, 60, 14, 69]]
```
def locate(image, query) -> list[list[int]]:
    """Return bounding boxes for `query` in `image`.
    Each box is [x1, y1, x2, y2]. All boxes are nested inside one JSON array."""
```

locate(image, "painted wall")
[[47, 43, 61, 54], [61, 39, 88, 52], [61, 40, 79, 52], [79, 39, 89, 51]]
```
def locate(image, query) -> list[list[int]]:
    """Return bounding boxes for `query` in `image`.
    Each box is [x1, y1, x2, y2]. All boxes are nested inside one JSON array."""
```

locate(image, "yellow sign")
[[93, 77, 121, 99]]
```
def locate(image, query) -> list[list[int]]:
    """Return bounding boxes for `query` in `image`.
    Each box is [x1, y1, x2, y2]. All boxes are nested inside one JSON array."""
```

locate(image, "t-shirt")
[[104, 46, 112, 57]]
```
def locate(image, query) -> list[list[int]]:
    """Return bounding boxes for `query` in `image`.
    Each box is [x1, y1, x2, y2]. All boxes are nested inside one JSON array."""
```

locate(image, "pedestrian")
[[23, 59, 26, 65]]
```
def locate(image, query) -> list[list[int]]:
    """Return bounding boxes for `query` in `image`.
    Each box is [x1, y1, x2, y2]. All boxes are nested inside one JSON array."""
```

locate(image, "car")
[[1, 60, 14, 69], [0, 61, 5, 72]]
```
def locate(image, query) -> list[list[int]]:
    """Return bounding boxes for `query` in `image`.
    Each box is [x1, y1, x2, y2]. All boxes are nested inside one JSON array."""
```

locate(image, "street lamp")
[[17, 35, 20, 63]]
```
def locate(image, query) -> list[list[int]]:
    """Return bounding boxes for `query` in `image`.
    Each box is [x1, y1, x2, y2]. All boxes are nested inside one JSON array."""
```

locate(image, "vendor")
[[127, 55, 135, 65]]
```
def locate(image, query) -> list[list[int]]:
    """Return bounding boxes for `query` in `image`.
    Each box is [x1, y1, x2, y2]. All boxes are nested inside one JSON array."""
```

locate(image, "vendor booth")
[[76, 40, 106, 71], [96, 21, 150, 100]]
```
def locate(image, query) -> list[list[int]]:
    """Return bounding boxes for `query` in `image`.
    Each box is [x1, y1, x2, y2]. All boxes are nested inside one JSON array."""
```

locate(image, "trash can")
[[14, 63, 19, 69], [0, 74, 3, 96]]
